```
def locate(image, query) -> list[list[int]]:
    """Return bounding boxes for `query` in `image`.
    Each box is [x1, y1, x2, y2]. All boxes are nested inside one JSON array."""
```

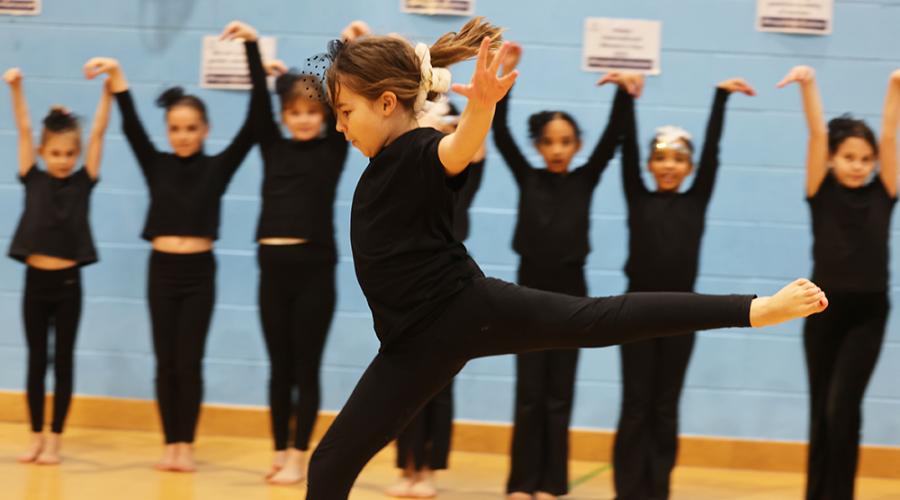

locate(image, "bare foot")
[[268, 448, 307, 485], [35, 433, 62, 465], [265, 450, 287, 480], [507, 493, 533, 500], [534, 493, 557, 500], [409, 476, 437, 498], [18, 433, 44, 463], [155, 444, 178, 471], [171, 442, 196, 472], [385, 477, 415, 497], [750, 279, 828, 327]]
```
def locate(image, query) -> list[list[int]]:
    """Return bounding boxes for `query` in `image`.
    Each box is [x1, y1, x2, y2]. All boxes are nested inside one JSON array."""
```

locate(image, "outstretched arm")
[[439, 39, 518, 175], [489, 42, 532, 184], [3, 68, 36, 176], [880, 70, 900, 198], [85, 79, 114, 179], [777, 66, 828, 197]]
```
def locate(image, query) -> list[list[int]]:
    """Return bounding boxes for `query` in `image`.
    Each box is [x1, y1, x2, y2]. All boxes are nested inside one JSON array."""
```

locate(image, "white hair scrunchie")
[[654, 125, 693, 144], [414, 43, 452, 113]]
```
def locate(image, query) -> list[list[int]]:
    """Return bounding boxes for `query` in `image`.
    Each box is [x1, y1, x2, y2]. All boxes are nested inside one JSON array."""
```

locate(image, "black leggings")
[[258, 244, 335, 451], [148, 250, 215, 444], [395, 381, 454, 471], [507, 261, 585, 495], [803, 291, 888, 500], [306, 277, 753, 499], [23, 266, 82, 434]]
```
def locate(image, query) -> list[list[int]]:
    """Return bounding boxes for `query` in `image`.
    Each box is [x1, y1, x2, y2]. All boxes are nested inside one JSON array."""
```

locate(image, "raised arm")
[[585, 73, 645, 185], [688, 78, 755, 200], [221, 21, 282, 149], [487, 42, 531, 184], [84, 58, 159, 169], [3, 68, 36, 176], [439, 39, 518, 175], [84, 79, 113, 180], [880, 70, 900, 198], [778, 66, 828, 197], [597, 73, 647, 201]]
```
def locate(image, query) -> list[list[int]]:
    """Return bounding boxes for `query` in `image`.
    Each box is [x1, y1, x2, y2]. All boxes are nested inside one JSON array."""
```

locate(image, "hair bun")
[[155, 86, 186, 108], [275, 72, 301, 97], [43, 106, 78, 131]]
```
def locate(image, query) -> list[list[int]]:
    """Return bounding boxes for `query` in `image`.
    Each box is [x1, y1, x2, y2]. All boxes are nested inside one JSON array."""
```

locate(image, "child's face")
[[535, 118, 581, 173], [166, 106, 209, 158], [830, 137, 876, 188], [648, 142, 693, 192], [39, 131, 81, 178], [282, 98, 326, 141], [334, 85, 395, 158]]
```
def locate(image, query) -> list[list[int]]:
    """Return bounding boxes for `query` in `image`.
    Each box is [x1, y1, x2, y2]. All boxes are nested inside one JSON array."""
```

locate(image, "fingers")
[[476, 36, 491, 72], [498, 69, 519, 89], [489, 41, 509, 75], [450, 82, 473, 99], [220, 21, 241, 40]]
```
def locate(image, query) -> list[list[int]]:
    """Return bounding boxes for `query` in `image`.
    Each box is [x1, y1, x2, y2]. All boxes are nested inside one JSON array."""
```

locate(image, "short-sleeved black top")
[[808, 171, 896, 293], [9, 166, 98, 266], [350, 127, 482, 347]]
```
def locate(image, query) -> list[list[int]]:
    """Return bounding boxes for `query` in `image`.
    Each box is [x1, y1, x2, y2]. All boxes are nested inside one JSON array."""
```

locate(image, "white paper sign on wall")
[[200, 36, 277, 90], [756, 0, 834, 35], [582, 17, 662, 76], [401, 0, 475, 16], [0, 0, 41, 16]]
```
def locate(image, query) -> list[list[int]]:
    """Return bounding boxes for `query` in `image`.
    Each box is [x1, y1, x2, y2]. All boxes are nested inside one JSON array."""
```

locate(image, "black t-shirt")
[[351, 127, 482, 347], [621, 89, 730, 291], [808, 171, 896, 293], [245, 41, 349, 252], [492, 88, 628, 265], [114, 89, 254, 241], [452, 158, 485, 242], [9, 166, 98, 266]]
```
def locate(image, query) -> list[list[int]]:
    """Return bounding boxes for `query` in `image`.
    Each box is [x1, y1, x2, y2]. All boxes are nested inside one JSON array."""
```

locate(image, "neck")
[[381, 114, 419, 151]]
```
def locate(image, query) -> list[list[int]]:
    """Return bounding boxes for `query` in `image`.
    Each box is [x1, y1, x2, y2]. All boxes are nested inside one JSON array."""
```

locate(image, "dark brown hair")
[[40, 106, 81, 147], [326, 17, 503, 112], [828, 114, 878, 156], [156, 86, 208, 124]]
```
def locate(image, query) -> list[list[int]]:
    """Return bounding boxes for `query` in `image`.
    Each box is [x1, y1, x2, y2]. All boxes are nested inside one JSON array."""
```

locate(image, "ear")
[[574, 138, 583, 154], [201, 122, 211, 140], [378, 91, 398, 116]]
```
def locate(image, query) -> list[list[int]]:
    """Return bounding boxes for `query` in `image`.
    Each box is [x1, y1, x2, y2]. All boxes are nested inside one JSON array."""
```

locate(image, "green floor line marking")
[[570, 463, 612, 489]]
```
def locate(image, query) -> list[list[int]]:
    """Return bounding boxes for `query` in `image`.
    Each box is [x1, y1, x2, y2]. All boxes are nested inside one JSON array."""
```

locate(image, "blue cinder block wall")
[[1, 0, 897, 446]]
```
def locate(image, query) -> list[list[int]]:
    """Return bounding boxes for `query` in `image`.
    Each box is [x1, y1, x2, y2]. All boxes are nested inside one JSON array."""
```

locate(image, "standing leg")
[[648, 332, 696, 500], [803, 301, 846, 500], [270, 259, 336, 485], [540, 348, 579, 496], [507, 351, 550, 495], [258, 246, 293, 457], [173, 255, 215, 448], [20, 268, 52, 462], [425, 380, 454, 471], [48, 270, 82, 435], [820, 295, 887, 500], [148, 252, 182, 456], [614, 339, 656, 500], [36, 269, 82, 465], [307, 338, 466, 500]]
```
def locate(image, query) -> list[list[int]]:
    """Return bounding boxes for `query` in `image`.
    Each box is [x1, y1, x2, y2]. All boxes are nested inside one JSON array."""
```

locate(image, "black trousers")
[[507, 260, 586, 495], [306, 277, 753, 499], [23, 266, 82, 434], [613, 283, 697, 500], [148, 250, 215, 444], [395, 381, 454, 471], [803, 291, 888, 500], [258, 244, 336, 451]]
